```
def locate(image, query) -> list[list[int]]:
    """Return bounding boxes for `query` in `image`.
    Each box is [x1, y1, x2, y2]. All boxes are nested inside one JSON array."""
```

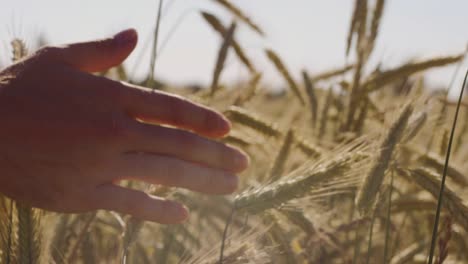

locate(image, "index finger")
[[116, 82, 231, 138]]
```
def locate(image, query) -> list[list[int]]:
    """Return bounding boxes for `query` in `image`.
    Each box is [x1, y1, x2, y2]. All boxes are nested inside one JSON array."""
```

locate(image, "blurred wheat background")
[[1, 0, 468, 263]]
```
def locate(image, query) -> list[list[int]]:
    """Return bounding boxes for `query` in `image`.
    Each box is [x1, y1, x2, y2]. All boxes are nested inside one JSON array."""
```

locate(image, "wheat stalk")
[[147, 0, 164, 88]]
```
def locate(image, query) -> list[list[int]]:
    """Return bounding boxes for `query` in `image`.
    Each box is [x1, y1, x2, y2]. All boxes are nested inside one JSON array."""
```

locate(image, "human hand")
[[0, 29, 248, 224]]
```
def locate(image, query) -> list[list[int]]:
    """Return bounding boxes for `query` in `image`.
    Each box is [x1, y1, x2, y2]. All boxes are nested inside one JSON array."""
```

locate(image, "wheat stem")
[[427, 69, 467, 264]]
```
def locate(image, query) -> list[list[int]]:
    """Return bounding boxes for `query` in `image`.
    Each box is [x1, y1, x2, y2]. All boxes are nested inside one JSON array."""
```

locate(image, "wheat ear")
[[265, 49, 306, 105], [16, 203, 41, 264], [302, 70, 318, 128], [234, 72, 262, 106], [211, 22, 236, 96], [356, 104, 413, 215], [213, 0, 264, 36], [401, 168, 468, 232], [310, 65, 354, 82], [235, 151, 357, 214], [224, 106, 282, 137], [269, 130, 294, 181], [201, 12, 255, 73], [363, 55, 463, 93]]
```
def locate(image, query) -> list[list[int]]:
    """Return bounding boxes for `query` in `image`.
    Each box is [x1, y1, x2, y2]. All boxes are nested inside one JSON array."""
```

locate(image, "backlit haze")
[[1, 0, 467, 96]]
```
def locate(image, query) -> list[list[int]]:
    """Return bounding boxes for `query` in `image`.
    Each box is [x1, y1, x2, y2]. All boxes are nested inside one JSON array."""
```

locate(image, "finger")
[[94, 184, 188, 224], [45, 28, 138, 73], [116, 153, 239, 194], [123, 120, 249, 173], [119, 85, 231, 138]]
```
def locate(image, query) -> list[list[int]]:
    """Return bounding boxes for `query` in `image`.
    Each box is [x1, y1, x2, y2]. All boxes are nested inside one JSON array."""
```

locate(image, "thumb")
[[48, 28, 138, 73]]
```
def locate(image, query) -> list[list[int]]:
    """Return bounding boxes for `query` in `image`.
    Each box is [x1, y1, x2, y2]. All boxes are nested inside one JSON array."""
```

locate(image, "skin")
[[0, 29, 249, 224]]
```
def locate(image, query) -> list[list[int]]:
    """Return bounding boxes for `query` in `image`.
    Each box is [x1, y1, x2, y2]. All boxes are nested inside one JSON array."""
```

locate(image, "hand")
[[0, 29, 248, 224]]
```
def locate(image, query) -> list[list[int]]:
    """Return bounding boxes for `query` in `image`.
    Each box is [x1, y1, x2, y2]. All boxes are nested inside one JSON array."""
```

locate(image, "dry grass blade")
[[211, 22, 236, 96], [147, 0, 164, 88], [356, 104, 413, 216], [427, 69, 467, 264], [363, 55, 463, 93], [213, 0, 264, 36], [265, 49, 306, 105], [201, 12, 256, 73]]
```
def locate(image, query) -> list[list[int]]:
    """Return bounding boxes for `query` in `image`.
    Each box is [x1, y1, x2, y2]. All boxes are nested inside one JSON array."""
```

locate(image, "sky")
[[0, 0, 467, 96]]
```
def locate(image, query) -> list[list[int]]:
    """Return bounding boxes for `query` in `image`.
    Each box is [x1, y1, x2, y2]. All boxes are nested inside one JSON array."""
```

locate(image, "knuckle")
[[103, 117, 130, 143], [34, 45, 62, 61]]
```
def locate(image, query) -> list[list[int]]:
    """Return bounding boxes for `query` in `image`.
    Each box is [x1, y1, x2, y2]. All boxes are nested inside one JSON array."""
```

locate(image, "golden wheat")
[[265, 49, 306, 105], [356, 103, 413, 215]]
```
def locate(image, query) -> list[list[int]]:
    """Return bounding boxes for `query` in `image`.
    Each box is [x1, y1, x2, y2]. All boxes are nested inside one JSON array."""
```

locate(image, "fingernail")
[[235, 151, 249, 171], [176, 204, 189, 221], [217, 116, 231, 134], [114, 29, 137, 47]]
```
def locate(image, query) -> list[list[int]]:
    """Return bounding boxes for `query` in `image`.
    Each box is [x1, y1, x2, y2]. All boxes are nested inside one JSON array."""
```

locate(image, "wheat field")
[[1, 0, 468, 263]]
